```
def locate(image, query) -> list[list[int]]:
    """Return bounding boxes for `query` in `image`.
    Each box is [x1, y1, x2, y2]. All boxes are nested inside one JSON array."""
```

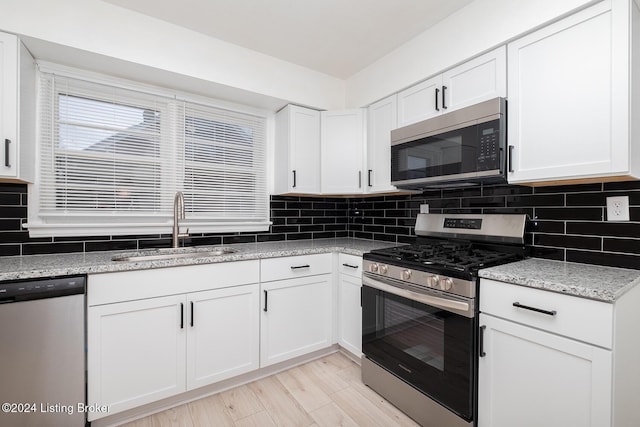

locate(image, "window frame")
[[26, 64, 272, 238]]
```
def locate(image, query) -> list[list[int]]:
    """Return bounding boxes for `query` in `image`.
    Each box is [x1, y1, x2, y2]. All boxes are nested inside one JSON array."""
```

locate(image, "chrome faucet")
[[172, 191, 186, 248]]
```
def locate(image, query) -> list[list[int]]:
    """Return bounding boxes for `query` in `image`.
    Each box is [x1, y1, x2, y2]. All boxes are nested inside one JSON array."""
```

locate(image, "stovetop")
[[364, 238, 525, 279]]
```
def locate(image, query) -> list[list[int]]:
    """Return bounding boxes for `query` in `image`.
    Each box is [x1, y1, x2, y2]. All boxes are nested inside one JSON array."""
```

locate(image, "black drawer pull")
[[190, 301, 194, 327], [442, 85, 448, 109], [180, 303, 184, 329], [508, 145, 515, 173], [479, 325, 486, 357], [4, 139, 10, 167], [342, 263, 359, 269], [263, 290, 268, 312], [290, 264, 310, 270], [513, 302, 556, 316]]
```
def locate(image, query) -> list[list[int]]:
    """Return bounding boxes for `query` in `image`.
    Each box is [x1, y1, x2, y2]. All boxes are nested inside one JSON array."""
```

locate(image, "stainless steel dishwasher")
[[0, 276, 86, 427]]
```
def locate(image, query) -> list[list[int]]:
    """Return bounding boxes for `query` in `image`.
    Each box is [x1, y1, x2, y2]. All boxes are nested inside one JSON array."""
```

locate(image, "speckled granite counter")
[[479, 258, 640, 302], [0, 238, 398, 282]]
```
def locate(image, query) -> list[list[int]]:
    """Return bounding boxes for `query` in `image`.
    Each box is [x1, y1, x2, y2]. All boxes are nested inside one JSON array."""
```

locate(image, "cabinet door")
[[366, 94, 398, 193], [397, 75, 442, 127], [442, 46, 506, 112], [186, 284, 260, 390], [478, 314, 612, 427], [87, 295, 187, 420], [338, 273, 362, 357], [321, 109, 365, 194], [260, 274, 333, 366], [507, 2, 626, 183], [290, 106, 321, 193], [274, 105, 320, 194], [0, 32, 18, 178]]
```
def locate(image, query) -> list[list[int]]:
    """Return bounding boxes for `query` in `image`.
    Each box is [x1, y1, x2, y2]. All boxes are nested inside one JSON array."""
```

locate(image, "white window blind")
[[29, 71, 270, 237]]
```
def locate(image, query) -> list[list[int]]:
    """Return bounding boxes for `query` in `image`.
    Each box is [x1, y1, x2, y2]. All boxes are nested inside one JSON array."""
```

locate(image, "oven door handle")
[[362, 275, 473, 318]]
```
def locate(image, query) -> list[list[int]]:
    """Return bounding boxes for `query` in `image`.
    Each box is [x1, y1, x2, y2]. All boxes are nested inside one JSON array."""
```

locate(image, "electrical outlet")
[[606, 196, 630, 221], [420, 204, 430, 214]]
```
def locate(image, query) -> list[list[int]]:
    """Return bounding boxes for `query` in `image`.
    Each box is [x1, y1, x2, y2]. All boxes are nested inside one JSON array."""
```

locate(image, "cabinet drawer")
[[260, 253, 332, 282], [88, 260, 260, 306], [480, 279, 613, 348], [338, 253, 362, 278]]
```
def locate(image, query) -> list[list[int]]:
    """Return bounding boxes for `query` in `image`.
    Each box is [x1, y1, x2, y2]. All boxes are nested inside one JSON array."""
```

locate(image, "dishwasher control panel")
[[0, 276, 85, 302]]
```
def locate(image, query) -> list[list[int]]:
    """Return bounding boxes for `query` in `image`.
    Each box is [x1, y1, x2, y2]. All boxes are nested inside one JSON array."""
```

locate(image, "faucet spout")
[[172, 191, 185, 248]]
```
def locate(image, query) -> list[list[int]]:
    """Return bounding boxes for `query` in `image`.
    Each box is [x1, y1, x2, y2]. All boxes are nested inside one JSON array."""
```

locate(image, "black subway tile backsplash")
[[0, 182, 638, 270]]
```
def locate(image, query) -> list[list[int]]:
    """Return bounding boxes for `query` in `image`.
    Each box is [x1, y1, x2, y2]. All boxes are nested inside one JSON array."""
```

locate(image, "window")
[[27, 71, 270, 237]]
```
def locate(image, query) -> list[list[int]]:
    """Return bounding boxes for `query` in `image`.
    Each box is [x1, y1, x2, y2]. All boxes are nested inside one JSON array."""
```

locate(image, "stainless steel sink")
[[111, 247, 238, 262]]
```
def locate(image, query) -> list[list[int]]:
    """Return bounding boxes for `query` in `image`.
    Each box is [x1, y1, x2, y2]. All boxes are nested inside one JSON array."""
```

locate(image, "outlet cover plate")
[[606, 196, 630, 221], [420, 204, 429, 214]]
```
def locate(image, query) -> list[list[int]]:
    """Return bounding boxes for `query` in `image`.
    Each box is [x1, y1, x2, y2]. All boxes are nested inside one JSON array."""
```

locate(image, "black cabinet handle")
[[342, 263, 359, 269], [4, 139, 10, 167], [479, 325, 486, 357], [367, 169, 372, 187], [263, 290, 268, 312], [513, 302, 557, 316], [292, 170, 297, 188], [442, 86, 448, 110], [508, 145, 514, 173], [435, 88, 440, 111], [290, 264, 310, 270], [190, 301, 194, 327], [180, 303, 184, 329]]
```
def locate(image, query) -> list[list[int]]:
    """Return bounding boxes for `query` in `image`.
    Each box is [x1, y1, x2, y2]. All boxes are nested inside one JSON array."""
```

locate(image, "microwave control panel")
[[477, 124, 500, 170]]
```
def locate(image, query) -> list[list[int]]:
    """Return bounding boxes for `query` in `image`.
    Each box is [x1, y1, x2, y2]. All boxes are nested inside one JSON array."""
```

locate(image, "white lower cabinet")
[[337, 253, 363, 356], [479, 277, 640, 427], [87, 261, 260, 420], [260, 253, 334, 366], [260, 274, 333, 366], [186, 285, 260, 390], [478, 313, 612, 427], [88, 294, 187, 419]]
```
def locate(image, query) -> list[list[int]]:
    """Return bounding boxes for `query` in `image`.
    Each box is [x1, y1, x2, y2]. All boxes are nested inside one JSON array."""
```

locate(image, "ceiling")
[[102, 0, 475, 79]]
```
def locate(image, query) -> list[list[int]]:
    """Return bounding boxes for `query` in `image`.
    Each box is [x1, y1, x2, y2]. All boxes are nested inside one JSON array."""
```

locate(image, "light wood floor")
[[121, 351, 420, 427]]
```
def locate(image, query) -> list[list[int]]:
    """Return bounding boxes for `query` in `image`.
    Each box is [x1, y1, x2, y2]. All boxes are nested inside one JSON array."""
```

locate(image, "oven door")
[[362, 274, 477, 421]]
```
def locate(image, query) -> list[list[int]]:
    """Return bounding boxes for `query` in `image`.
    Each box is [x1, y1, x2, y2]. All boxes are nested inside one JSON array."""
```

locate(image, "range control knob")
[[426, 275, 440, 288], [380, 264, 388, 275], [401, 269, 412, 280], [369, 263, 379, 273], [440, 277, 454, 291]]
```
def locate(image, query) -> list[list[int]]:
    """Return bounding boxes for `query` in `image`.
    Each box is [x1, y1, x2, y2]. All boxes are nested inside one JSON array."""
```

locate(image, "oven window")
[[383, 296, 445, 371]]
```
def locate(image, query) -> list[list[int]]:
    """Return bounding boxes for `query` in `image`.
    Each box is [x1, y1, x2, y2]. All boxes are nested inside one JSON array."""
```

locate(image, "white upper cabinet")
[[274, 105, 321, 194], [441, 47, 507, 112], [0, 32, 35, 182], [397, 47, 506, 128], [397, 75, 442, 127], [320, 109, 365, 194], [366, 94, 398, 193], [507, 0, 640, 184]]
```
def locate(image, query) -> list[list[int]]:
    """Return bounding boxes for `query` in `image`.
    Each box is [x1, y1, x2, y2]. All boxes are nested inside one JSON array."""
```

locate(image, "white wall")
[[0, 0, 345, 111], [346, 0, 597, 107]]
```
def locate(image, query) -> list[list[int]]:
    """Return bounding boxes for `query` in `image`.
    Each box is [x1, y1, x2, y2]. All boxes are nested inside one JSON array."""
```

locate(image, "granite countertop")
[[0, 238, 398, 282], [479, 258, 640, 303]]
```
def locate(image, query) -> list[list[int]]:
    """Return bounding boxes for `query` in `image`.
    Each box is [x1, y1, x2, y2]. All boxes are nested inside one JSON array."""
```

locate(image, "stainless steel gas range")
[[361, 213, 528, 427]]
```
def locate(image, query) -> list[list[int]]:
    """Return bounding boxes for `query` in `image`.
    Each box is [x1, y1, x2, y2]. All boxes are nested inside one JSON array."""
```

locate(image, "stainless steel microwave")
[[391, 97, 507, 189]]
